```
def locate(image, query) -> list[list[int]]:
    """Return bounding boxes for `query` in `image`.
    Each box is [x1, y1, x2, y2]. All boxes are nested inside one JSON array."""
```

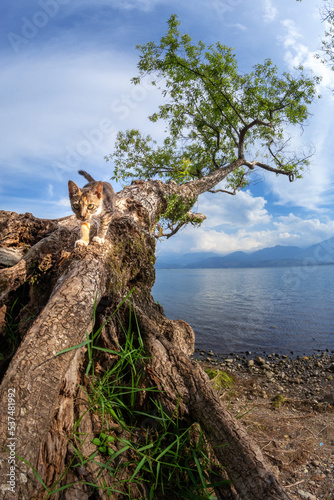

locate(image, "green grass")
[[272, 394, 286, 409], [205, 369, 235, 392], [83, 301, 228, 498], [20, 295, 229, 499]]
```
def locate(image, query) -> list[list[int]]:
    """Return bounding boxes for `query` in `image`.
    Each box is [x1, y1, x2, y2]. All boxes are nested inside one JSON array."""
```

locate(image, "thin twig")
[[283, 413, 314, 419], [302, 427, 317, 439], [285, 479, 305, 489], [316, 424, 332, 437]]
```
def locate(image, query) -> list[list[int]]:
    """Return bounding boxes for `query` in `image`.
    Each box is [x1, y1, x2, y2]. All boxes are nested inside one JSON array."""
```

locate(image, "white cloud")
[[3, 0, 334, 249], [279, 19, 302, 47], [57, 197, 70, 208], [158, 190, 275, 256], [273, 213, 334, 245], [230, 23, 247, 31], [159, 211, 334, 256], [47, 184, 54, 197], [264, 102, 334, 212], [263, 0, 278, 23], [0, 43, 169, 218], [0, 193, 71, 219], [263, 17, 334, 213], [279, 18, 334, 89], [0, 49, 163, 185], [79, 0, 164, 10], [268, 168, 334, 212], [198, 189, 271, 229]]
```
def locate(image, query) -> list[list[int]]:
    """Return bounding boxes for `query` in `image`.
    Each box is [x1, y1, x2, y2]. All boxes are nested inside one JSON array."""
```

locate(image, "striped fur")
[[68, 170, 115, 247]]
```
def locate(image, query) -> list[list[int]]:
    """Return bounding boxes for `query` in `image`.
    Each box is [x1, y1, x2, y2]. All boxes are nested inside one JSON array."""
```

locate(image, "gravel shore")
[[194, 350, 334, 500]]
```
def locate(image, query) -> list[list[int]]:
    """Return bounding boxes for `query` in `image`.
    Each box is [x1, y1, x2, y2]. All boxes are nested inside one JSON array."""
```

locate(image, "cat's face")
[[68, 181, 103, 222]]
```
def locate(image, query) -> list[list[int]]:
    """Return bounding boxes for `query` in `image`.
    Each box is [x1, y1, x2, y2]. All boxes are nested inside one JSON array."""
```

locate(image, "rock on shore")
[[194, 349, 334, 500], [194, 349, 334, 404]]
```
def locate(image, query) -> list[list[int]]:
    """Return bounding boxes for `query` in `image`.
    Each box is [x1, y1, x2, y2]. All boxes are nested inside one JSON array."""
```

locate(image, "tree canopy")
[[106, 14, 319, 236], [318, 0, 334, 71]]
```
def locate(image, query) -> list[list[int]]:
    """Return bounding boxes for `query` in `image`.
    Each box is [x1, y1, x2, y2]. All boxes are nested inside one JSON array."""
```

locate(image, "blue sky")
[[1, 0, 334, 256]]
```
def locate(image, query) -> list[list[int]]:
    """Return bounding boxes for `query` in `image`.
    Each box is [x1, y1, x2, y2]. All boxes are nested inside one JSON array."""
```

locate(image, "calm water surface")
[[152, 266, 334, 356]]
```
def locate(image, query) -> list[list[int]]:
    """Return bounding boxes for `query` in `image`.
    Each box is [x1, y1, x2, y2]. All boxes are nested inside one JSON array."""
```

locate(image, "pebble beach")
[[194, 349, 334, 500]]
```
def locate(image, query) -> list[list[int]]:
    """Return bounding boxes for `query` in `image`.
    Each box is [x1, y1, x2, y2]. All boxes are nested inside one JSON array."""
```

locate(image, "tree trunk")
[[0, 181, 291, 500]]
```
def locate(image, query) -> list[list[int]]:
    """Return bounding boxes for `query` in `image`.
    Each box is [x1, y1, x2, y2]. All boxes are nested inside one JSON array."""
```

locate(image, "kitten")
[[68, 170, 115, 247]]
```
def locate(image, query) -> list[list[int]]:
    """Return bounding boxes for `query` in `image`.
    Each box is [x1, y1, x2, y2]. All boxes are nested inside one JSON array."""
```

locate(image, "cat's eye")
[[72, 203, 79, 210], [88, 204, 95, 210]]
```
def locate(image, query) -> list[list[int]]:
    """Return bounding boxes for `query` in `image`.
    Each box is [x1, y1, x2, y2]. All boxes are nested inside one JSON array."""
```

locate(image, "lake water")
[[152, 266, 334, 356]]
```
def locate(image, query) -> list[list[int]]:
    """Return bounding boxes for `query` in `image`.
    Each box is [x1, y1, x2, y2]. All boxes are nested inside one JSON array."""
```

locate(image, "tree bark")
[[0, 181, 291, 499]]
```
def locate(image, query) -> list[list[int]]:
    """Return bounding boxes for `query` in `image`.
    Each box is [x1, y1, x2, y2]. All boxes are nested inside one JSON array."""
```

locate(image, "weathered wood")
[[0, 182, 291, 499], [137, 309, 291, 500], [0, 248, 25, 267], [0, 250, 107, 498]]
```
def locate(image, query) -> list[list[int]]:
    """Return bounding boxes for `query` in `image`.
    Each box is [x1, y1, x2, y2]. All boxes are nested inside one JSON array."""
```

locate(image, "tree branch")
[[179, 159, 244, 198], [138, 309, 292, 500], [0, 247, 25, 267], [244, 160, 295, 181], [238, 119, 272, 159], [209, 188, 236, 195], [164, 53, 246, 131], [0, 223, 78, 305], [157, 211, 207, 239]]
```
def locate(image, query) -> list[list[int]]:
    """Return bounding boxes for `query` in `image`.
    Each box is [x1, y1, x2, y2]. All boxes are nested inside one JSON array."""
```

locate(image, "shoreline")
[[194, 350, 334, 500], [193, 347, 334, 362], [193, 348, 334, 403]]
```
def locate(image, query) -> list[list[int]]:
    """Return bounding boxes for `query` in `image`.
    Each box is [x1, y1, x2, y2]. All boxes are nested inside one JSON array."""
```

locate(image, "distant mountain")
[[156, 251, 217, 269], [156, 237, 334, 269]]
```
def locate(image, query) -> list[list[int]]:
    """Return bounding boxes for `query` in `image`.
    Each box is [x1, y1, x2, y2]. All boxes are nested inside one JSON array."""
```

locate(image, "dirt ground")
[[230, 386, 333, 499], [199, 354, 334, 500]]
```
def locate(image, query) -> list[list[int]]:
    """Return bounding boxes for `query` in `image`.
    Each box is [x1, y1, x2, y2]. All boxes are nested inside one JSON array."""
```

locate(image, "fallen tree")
[[0, 15, 318, 499], [0, 183, 291, 499]]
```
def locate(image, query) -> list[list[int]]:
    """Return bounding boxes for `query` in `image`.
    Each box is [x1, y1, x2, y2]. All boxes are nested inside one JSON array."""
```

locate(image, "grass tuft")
[[20, 294, 228, 498], [205, 369, 235, 392]]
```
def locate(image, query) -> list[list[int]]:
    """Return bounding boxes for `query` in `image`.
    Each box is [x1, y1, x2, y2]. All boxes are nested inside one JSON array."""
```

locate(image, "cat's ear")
[[68, 181, 80, 198], [92, 181, 103, 199]]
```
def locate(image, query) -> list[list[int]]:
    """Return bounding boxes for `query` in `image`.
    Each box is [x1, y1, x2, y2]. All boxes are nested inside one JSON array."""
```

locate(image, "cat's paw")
[[75, 239, 89, 247], [92, 236, 105, 245]]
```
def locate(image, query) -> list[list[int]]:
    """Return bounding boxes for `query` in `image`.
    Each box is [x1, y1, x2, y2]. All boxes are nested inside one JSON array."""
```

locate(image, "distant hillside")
[[156, 237, 334, 269], [156, 252, 217, 269]]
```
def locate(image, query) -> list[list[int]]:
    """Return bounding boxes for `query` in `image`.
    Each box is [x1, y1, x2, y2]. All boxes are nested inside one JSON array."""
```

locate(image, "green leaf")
[[91, 438, 102, 446], [106, 14, 317, 233], [55, 339, 92, 357], [130, 455, 147, 481]]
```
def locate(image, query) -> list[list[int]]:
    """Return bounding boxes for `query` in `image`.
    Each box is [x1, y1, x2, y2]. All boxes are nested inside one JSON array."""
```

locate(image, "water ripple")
[[153, 267, 334, 355]]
